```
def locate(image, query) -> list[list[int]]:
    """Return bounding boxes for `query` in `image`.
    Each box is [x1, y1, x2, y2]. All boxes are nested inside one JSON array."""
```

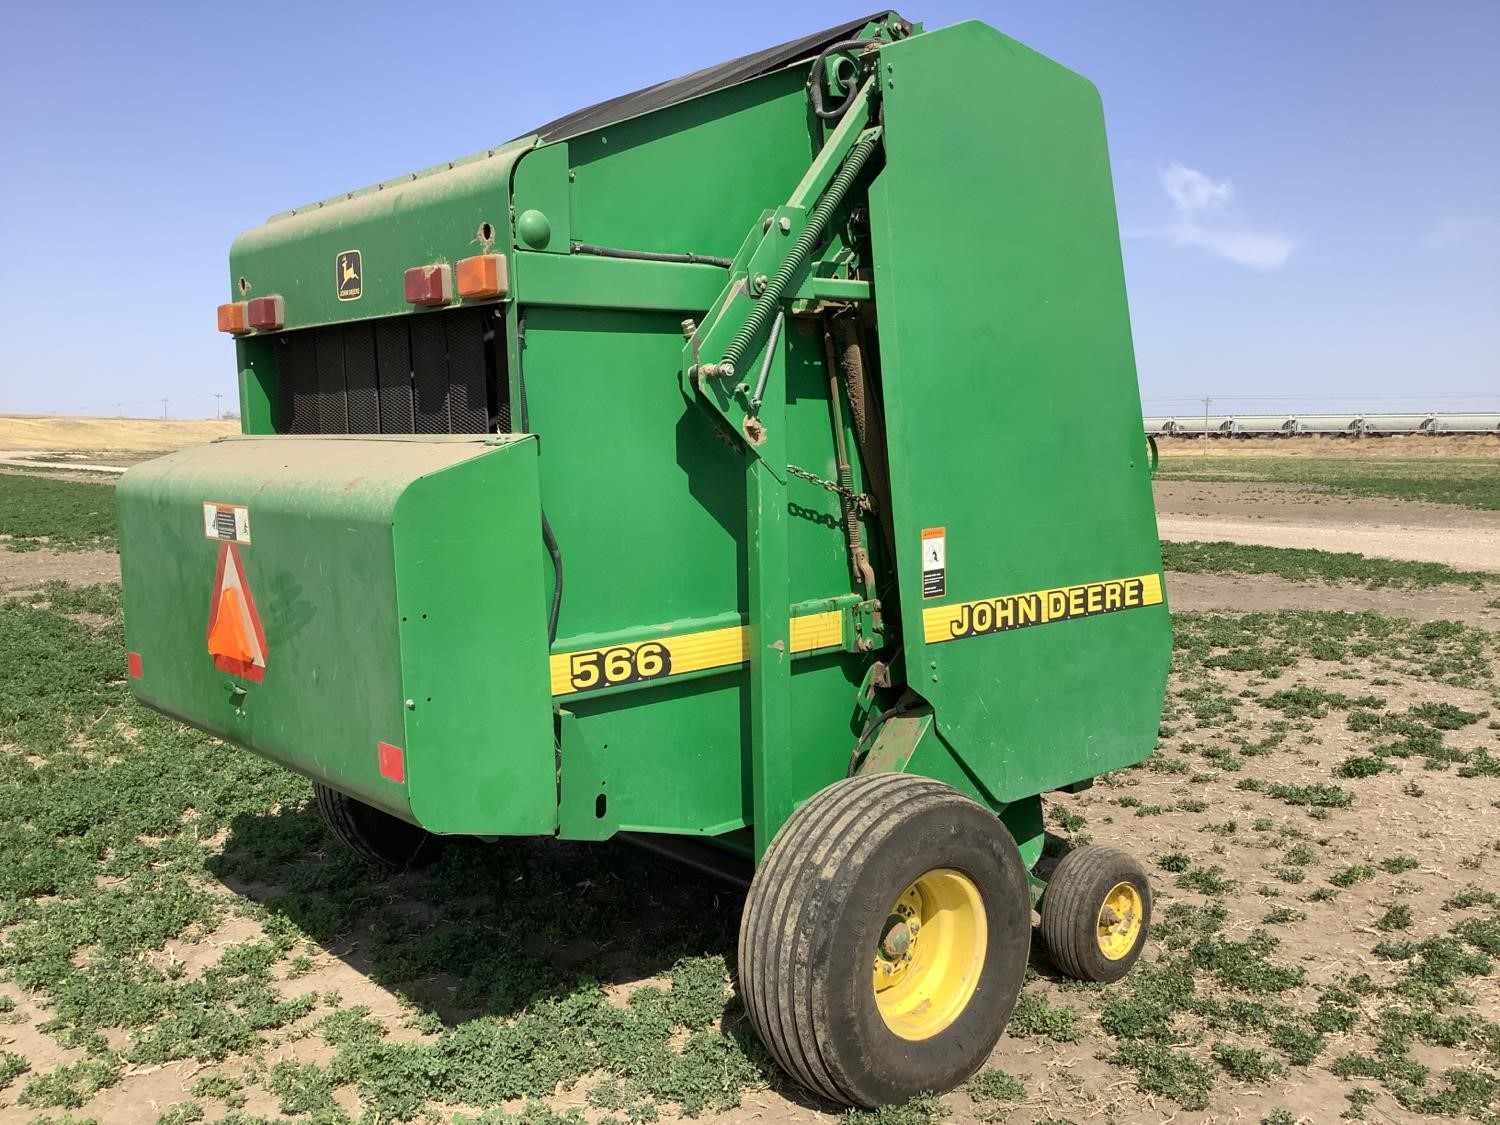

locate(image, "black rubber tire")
[[314, 784, 438, 870], [737, 774, 1032, 1108], [1040, 845, 1151, 982]]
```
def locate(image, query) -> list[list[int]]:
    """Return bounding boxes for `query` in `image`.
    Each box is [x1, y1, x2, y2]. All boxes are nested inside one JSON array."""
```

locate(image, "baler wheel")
[[314, 784, 438, 871], [737, 774, 1030, 1108], [1039, 845, 1151, 982]]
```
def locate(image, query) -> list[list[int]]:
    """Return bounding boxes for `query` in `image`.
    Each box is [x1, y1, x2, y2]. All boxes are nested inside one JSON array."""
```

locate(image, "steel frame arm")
[[681, 76, 884, 458]]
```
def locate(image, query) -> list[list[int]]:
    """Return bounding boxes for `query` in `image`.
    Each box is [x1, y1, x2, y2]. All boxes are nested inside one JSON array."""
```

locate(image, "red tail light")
[[404, 264, 452, 307], [246, 295, 284, 331]]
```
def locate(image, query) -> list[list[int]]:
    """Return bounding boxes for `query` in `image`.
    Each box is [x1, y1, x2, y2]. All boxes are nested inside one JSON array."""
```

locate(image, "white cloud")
[[1132, 162, 1294, 270], [1421, 214, 1500, 250]]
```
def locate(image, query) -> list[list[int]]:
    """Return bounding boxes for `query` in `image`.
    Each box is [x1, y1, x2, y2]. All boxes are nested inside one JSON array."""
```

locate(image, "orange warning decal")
[[207, 543, 268, 682]]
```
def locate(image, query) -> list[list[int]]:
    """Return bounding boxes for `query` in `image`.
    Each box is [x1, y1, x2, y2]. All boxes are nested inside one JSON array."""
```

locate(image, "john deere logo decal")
[[336, 250, 362, 301]]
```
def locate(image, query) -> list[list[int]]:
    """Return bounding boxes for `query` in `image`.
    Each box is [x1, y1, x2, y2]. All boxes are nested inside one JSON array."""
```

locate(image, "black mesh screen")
[[314, 329, 348, 434], [410, 316, 450, 434], [273, 309, 506, 435], [374, 319, 415, 434], [445, 313, 489, 434], [343, 322, 379, 434]]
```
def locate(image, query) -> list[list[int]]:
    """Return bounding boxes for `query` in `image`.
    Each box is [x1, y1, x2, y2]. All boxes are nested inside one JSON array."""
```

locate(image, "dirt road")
[[1155, 481, 1500, 571], [0, 450, 127, 473]]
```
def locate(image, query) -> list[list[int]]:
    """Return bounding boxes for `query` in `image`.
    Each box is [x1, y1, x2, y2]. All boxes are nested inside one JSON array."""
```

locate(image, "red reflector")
[[127, 651, 143, 678], [246, 295, 284, 331], [216, 302, 248, 334], [404, 264, 452, 306], [378, 741, 406, 783]]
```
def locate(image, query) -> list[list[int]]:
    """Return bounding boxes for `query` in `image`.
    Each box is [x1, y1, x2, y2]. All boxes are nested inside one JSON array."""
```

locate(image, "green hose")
[[716, 130, 881, 378]]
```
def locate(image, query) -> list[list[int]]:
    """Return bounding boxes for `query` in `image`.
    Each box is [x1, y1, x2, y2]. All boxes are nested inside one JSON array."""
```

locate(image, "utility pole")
[[162, 398, 170, 419], [1201, 395, 1212, 454], [214, 393, 222, 420]]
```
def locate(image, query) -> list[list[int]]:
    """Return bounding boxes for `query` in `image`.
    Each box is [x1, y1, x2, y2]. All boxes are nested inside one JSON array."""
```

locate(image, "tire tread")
[[314, 783, 435, 870], [738, 774, 990, 1105], [1040, 845, 1149, 982]]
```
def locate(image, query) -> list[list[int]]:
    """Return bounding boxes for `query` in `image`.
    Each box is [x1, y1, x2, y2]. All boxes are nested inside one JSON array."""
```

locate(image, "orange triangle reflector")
[[208, 586, 254, 663], [207, 541, 268, 683]]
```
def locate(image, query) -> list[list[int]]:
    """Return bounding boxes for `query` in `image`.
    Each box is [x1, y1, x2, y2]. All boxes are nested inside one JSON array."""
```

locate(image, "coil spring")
[[717, 131, 881, 377]]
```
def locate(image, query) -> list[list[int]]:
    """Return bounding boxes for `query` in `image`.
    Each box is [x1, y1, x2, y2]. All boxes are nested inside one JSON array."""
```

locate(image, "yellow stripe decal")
[[922, 573, 1163, 646], [551, 609, 845, 697]]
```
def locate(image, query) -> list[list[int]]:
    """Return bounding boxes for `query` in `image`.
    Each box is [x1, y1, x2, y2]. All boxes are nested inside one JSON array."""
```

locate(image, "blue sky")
[[1, 1, 1495, 418]]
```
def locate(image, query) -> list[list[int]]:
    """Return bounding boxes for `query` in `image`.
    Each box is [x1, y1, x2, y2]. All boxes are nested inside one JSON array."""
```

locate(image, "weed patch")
[[1007, 991, 1082, 1042], [1211, 1041, 1284, 1082], [1107, 1041, 1215, 1110], [1156, 455, 1500, 511], [0, 472, 117, 551], [1160, 540, 1491, 589], [968, 1066, 1026, 1102]]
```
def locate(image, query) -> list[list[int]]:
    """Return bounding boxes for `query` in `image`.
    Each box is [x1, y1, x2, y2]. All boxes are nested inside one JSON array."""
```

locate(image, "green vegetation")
[[0, 1052, 28, 1092], [1177, 865, 1238, 895], [1377, 904, 1414, 932], [1156, 454, 1500, 511], [841, 1093, 946, 1125], [1237, 778, 1355, 809], [1161, 539, 1491, 589], [1107, 1041, 1215, 1109], [1175, 610, 1495, 691], [0, 471, 116, 551], [0, 584, 772, 1122], [967, 1066, 1026, 1102], [3, 582, 1496, 1122], [1212, 1041, 1284, 1082], [1007, 990, 1083, 1042]]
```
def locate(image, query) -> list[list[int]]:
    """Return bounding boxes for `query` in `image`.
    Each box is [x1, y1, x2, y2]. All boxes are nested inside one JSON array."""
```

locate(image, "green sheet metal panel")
[[867, 22, 1171, 801], [520, 307, 871, 837], [393, 438, 556, 835], [564, 67, 816, 262], [117, 435, 554, 833], [228, 140, 531, 331]]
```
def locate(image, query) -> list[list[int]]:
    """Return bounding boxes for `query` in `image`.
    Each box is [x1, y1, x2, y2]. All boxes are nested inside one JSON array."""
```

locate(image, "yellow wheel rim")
[[1096, 880, 1144, 960], [872, 868, 987, 1041]]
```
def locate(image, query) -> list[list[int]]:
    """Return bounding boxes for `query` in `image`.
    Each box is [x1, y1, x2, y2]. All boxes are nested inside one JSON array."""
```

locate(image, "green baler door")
[[869, 22, 1172, 800], [117, 434, 555, 836]]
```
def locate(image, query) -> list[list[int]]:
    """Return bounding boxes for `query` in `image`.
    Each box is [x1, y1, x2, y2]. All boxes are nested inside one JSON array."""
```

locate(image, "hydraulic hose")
[[571, 243, 732, 269], [808, 39, 874, 120], [515, 313, 564, 646], [715, 130, 881, 379], [539, 515, 563, 646]]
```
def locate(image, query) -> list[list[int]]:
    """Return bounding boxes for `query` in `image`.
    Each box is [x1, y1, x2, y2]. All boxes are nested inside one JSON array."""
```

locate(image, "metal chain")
[[787, 464, 872, 510]]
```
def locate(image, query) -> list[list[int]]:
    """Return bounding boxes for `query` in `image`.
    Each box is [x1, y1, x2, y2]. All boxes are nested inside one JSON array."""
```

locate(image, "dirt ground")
[[1153, 435, 1500, 462], [0, 414, 236, 460], [0, 546, 120, 594], [2, 467, 1497, 1125], [1166, 569, 1500, 632], [1156, 481, 1500, 572]]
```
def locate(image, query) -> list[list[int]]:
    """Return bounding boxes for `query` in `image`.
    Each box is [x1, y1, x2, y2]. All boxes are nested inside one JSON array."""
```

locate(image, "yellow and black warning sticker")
[[336, 250, 362, 301], [923, 573, 1163, 645], [551, 610, 843, 697]]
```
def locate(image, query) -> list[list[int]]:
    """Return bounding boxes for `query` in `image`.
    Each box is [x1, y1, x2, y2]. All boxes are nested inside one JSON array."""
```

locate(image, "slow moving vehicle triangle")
[[207, 543, 267, 681]]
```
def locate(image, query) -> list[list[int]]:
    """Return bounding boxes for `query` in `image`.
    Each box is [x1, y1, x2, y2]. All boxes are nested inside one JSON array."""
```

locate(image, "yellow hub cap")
[[1096, 881, 1144, 960], [872, 868, 987, 1041]]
